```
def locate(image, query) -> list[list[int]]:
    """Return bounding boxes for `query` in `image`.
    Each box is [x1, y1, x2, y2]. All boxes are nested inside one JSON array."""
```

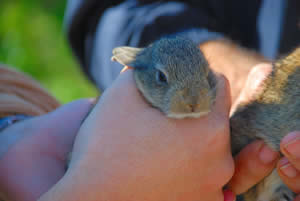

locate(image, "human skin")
[[199, 39, 270, 104], [0, 65, 297, 201], [0, 48, 298, 200], [38, 70, 234, 201], [0, 99, 94, 201], [37, 68, 299, 201]]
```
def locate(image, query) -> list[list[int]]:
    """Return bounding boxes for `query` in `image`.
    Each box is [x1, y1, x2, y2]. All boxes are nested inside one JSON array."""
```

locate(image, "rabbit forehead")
[[154, 58, 207, 86], [151, 40, 208, 81]]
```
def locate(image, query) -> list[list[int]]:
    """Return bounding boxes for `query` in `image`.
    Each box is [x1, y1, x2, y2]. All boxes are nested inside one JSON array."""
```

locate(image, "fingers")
[[278, 131, 300, 193], [228, 140, 279, 194], [277, 157, 300, 193]]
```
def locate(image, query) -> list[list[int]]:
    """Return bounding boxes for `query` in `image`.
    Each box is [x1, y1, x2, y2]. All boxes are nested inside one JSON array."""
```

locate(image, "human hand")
[[228, 131, 300, 201], [0, 99, 93, 201], [199, 39, 269, 103], [40, 70, 234, 201], [278, 131, 300, 201]]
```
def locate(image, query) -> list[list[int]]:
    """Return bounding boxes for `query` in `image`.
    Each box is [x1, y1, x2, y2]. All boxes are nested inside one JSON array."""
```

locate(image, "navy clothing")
[[64, 0, 299, 91]]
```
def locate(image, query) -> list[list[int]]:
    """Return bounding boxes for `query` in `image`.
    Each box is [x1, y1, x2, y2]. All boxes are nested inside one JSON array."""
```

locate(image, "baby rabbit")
[[230, 48, 300, 201], [112, 37, 299, 201], [112, 37, 217, 119]]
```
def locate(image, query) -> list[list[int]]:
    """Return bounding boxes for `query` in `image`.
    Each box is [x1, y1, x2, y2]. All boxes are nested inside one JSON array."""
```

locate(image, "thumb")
[[228, 140, 279, 194]]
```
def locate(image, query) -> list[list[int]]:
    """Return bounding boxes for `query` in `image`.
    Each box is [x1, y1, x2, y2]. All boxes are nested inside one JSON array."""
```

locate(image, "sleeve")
[[64, 0, 124, 83], [88, 0, 228, 90], [64, 0, 231, 90]]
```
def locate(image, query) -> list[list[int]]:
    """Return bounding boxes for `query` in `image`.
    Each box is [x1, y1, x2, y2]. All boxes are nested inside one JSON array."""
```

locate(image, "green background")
[[0, 0, 99, 103]]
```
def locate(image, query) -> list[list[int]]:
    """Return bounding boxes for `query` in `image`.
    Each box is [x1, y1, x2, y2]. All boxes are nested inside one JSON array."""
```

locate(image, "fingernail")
[[223, 189, 236, 201], [282, 132, 300, 158], [259, 144, 279, 164], [279, 157, 298, 178]]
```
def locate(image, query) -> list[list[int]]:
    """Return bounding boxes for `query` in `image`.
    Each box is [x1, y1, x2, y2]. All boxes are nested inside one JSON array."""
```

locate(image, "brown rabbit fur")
[[231, 48, 300, 201]]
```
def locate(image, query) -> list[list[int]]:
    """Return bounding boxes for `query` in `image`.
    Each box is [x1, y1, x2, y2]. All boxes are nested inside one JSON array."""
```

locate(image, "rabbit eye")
[[156, 70, 167, 84]]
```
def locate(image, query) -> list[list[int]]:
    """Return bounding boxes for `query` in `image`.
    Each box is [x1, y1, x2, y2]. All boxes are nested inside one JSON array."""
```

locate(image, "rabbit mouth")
[[167, 110, 211, 119]]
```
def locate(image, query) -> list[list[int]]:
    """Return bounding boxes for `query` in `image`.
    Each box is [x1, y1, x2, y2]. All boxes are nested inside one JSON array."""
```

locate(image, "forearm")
[[199, 39, 270, 102]]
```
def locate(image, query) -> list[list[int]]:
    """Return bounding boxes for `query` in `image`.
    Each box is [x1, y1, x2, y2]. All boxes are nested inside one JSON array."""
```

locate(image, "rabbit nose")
[[187, 104, 197, 112]]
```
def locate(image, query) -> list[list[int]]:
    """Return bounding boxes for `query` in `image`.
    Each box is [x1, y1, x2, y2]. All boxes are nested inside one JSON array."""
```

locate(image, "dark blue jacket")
[[64, 0, 299, 90]]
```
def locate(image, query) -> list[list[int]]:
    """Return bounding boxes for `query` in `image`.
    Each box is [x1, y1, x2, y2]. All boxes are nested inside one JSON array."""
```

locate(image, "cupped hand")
[[40, 70, 234, 201], [0, 99, 93, 201]]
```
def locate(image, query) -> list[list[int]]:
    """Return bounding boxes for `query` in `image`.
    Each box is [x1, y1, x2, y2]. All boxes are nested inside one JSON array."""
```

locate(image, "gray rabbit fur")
[[111, 37, 300, 201], [112, 37, 217, 119]]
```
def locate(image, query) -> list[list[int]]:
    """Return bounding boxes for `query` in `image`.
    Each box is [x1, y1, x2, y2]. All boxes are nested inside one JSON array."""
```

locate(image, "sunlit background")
[[0, 0, 99, 103]]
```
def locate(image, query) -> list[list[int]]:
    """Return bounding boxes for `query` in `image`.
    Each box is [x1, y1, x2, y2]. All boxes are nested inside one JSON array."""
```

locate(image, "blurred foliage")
[[0, 0, 99, 103]]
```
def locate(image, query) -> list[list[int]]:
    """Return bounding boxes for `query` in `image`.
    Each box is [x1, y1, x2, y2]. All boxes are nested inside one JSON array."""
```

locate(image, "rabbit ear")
[[111, 47, 144, 66]]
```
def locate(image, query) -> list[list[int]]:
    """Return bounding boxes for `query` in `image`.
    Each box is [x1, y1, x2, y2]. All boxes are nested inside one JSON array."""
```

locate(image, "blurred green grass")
[[0, 0, 99, 103]]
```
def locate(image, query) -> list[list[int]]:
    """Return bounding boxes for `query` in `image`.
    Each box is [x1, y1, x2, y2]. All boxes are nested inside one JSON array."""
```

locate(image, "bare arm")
[[199, 39, 270, 103]]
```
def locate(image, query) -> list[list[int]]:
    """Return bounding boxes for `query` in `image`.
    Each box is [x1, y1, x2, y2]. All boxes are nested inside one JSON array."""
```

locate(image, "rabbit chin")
[[167, 111, 210, 119]]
